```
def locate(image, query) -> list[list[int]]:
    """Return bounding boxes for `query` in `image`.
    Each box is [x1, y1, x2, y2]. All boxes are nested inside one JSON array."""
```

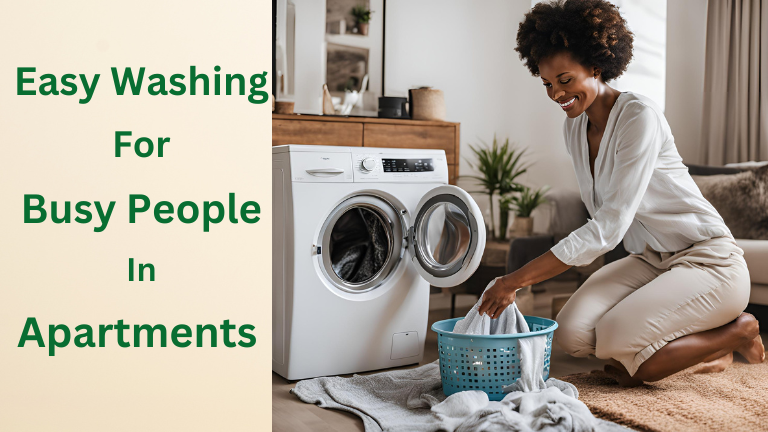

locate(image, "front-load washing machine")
[[272, 145, 486, 380]]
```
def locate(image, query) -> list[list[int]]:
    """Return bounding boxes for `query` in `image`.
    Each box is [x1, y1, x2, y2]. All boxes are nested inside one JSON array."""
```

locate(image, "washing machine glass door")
[[409, 185, 486, 287]]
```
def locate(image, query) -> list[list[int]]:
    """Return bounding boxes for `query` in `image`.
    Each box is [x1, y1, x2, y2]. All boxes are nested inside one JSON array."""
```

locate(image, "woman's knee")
[[553, 284, 615, 357], [554, 305, 596, 357], [553, 259, 647, 358], [593, 310, 635, 361]]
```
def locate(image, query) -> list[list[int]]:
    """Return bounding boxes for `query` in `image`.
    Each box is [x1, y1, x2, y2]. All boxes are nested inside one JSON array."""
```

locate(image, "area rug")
[[560, 360, 768, 432]]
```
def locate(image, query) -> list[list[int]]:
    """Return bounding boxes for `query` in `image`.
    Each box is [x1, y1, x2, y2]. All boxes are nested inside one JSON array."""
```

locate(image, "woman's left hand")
[[478, 277, 519, 319]]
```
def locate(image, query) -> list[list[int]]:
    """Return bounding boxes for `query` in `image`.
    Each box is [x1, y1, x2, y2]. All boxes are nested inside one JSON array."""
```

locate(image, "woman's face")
[[538, 51, 600, 119]]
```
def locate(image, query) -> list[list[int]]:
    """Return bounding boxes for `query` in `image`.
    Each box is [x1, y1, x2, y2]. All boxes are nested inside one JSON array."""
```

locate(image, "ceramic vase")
[[511, 216, 533, 237]]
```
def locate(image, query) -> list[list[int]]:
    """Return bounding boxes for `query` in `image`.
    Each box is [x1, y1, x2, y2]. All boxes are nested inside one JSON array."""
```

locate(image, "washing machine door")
[[409, 185, 486, 287]]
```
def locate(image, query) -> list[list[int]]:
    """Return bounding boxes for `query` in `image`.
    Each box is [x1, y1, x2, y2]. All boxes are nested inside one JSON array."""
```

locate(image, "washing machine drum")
[[319, 195, 404, 293], [329, 207, 390, 283]]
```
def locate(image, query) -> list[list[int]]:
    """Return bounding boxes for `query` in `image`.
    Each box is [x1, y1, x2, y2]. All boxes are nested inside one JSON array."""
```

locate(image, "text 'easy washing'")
[[16, 66, 269, 104]]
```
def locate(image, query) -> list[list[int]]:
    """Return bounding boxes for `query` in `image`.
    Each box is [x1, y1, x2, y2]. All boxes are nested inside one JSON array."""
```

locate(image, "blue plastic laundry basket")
[[431, 316, 558, 401]]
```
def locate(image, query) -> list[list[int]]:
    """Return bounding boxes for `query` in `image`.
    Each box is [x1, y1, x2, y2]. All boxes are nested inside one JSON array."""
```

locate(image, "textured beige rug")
[[560, 360, 768, 432]]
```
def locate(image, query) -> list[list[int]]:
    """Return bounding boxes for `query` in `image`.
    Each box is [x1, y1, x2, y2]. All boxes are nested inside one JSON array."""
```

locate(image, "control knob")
[[361, 157, 376, 172]]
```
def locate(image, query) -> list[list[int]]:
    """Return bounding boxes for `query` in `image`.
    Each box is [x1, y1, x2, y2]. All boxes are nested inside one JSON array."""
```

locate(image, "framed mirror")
[[273, 0, 386, 116]]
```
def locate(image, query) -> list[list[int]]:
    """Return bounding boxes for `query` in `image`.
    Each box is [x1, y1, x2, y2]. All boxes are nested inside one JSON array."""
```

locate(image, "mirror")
[[274, 0, 385, 116]]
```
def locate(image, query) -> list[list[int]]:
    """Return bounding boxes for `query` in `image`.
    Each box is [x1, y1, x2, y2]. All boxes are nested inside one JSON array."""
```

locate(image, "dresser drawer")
[[272, 119, 363, 147], [363, 124, 457, 164]]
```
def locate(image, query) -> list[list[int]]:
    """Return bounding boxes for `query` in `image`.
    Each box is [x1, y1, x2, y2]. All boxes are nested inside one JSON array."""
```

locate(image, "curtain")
[[701, 0, 768, 165]]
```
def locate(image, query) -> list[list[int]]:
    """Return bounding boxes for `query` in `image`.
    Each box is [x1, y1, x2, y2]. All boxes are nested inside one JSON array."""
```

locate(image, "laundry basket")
[[431, 316, 557, 401]]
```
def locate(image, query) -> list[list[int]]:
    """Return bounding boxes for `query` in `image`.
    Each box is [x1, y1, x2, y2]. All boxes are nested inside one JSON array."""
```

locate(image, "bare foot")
[[604, 359, 644, 387], [735, 335, 766, 364], [734, 313, 760, 342], [695, 351, 733, 374]]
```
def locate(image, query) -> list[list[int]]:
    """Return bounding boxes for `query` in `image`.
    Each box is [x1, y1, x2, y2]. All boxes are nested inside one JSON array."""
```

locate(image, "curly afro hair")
[[515, 0, 634, 82]]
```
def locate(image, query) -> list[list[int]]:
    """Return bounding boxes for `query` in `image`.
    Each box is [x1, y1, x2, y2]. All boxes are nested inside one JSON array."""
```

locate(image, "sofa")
[[687, 164, 768, 321], [507, 163, 768, 322]]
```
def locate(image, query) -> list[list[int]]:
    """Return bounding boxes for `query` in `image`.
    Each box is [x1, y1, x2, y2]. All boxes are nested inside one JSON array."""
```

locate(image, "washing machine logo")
[[321, 157, 330, 160]]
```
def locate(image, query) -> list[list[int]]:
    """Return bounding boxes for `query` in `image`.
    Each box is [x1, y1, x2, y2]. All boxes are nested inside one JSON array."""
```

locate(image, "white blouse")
[[550, 92, 732, 267]]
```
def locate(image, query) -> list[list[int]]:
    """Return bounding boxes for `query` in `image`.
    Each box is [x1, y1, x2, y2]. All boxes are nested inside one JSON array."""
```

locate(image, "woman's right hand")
[[478, 251, 573, 319], [478, 277, 519, 319]]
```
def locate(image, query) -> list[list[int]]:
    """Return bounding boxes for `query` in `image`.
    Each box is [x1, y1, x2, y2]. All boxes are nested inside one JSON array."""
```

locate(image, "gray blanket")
[[291, 360, 632, 431]]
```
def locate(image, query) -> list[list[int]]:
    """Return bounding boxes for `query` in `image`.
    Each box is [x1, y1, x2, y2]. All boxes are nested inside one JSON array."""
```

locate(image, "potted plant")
[[351, 5, 372, 35], [510, 185, 549, 237], [464, 136, 528, 240]]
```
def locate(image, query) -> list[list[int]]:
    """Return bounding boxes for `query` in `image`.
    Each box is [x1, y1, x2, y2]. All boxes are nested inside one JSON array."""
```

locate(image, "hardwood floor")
[[272, 281, 608, 432]]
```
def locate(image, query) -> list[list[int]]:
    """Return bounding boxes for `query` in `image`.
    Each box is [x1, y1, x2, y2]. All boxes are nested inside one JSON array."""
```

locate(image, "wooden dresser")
[[272, 114, 460, 184]]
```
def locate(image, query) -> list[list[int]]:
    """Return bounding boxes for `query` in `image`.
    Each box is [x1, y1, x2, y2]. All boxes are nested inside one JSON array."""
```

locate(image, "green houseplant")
[[464, 136, 528, 240], [510, 185, 549, 237], [351, 5, 372, 35]]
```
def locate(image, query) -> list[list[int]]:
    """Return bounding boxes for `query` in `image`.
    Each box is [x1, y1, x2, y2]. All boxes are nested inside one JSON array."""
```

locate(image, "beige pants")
[[554, 236, 751, 376]]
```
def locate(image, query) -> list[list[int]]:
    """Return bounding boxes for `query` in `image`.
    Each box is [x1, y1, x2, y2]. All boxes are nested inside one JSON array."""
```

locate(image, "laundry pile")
[[291, 279, 630, 431]]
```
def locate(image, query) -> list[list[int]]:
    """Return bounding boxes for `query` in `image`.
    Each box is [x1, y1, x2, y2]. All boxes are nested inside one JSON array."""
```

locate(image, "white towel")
[[452, 278, 530, 336], [432, 386, 599, 432]]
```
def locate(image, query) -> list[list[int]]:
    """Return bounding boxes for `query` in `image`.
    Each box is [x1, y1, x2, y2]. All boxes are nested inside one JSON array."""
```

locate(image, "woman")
[[478, 0, 764, 386]]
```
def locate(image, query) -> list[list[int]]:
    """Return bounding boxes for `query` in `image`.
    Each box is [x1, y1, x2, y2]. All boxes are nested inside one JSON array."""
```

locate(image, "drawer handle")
[[306, 168, 345, 177]]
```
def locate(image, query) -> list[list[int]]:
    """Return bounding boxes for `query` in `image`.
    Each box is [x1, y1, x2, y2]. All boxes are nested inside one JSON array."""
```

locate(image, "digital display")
[[382, 158, 434, 172]]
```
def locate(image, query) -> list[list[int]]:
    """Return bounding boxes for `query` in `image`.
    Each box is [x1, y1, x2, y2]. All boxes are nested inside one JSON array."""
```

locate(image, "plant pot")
[[511, 216, 533, 237], [357, 22, 369, 36], [498, 209, 511, 241]]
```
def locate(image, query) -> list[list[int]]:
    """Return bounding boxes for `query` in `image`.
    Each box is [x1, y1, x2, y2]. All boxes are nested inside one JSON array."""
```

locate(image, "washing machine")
[[272, 145, 486, 380]]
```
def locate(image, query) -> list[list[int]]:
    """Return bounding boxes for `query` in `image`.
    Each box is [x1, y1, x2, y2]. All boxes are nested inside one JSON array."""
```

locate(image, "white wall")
[[611, 0, 667, 110], [664, 0, 708, 164], [385, 0, 578, 234]]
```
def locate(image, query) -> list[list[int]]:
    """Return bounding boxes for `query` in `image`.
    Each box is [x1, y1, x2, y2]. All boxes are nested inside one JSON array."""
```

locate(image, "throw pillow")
[[692, 165, 768, 240]]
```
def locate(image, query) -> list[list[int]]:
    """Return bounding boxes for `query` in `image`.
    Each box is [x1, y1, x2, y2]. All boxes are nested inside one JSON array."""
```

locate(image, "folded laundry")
[[290, 279, 631, 431]]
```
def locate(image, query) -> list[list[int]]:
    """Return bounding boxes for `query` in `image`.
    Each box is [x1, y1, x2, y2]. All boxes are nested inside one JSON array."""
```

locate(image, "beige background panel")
[[0, 1, 271, 431]]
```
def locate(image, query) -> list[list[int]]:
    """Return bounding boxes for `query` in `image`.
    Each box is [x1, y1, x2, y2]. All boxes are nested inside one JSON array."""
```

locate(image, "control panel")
[[382, 158, 434, 173], [351, 149, 447, 183], [279, 145, 447, 183]]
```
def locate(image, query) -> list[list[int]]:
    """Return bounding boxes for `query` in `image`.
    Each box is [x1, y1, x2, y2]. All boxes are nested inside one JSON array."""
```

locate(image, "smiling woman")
[[474, 0, 765, 387], [515, 0, 633, 120]]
